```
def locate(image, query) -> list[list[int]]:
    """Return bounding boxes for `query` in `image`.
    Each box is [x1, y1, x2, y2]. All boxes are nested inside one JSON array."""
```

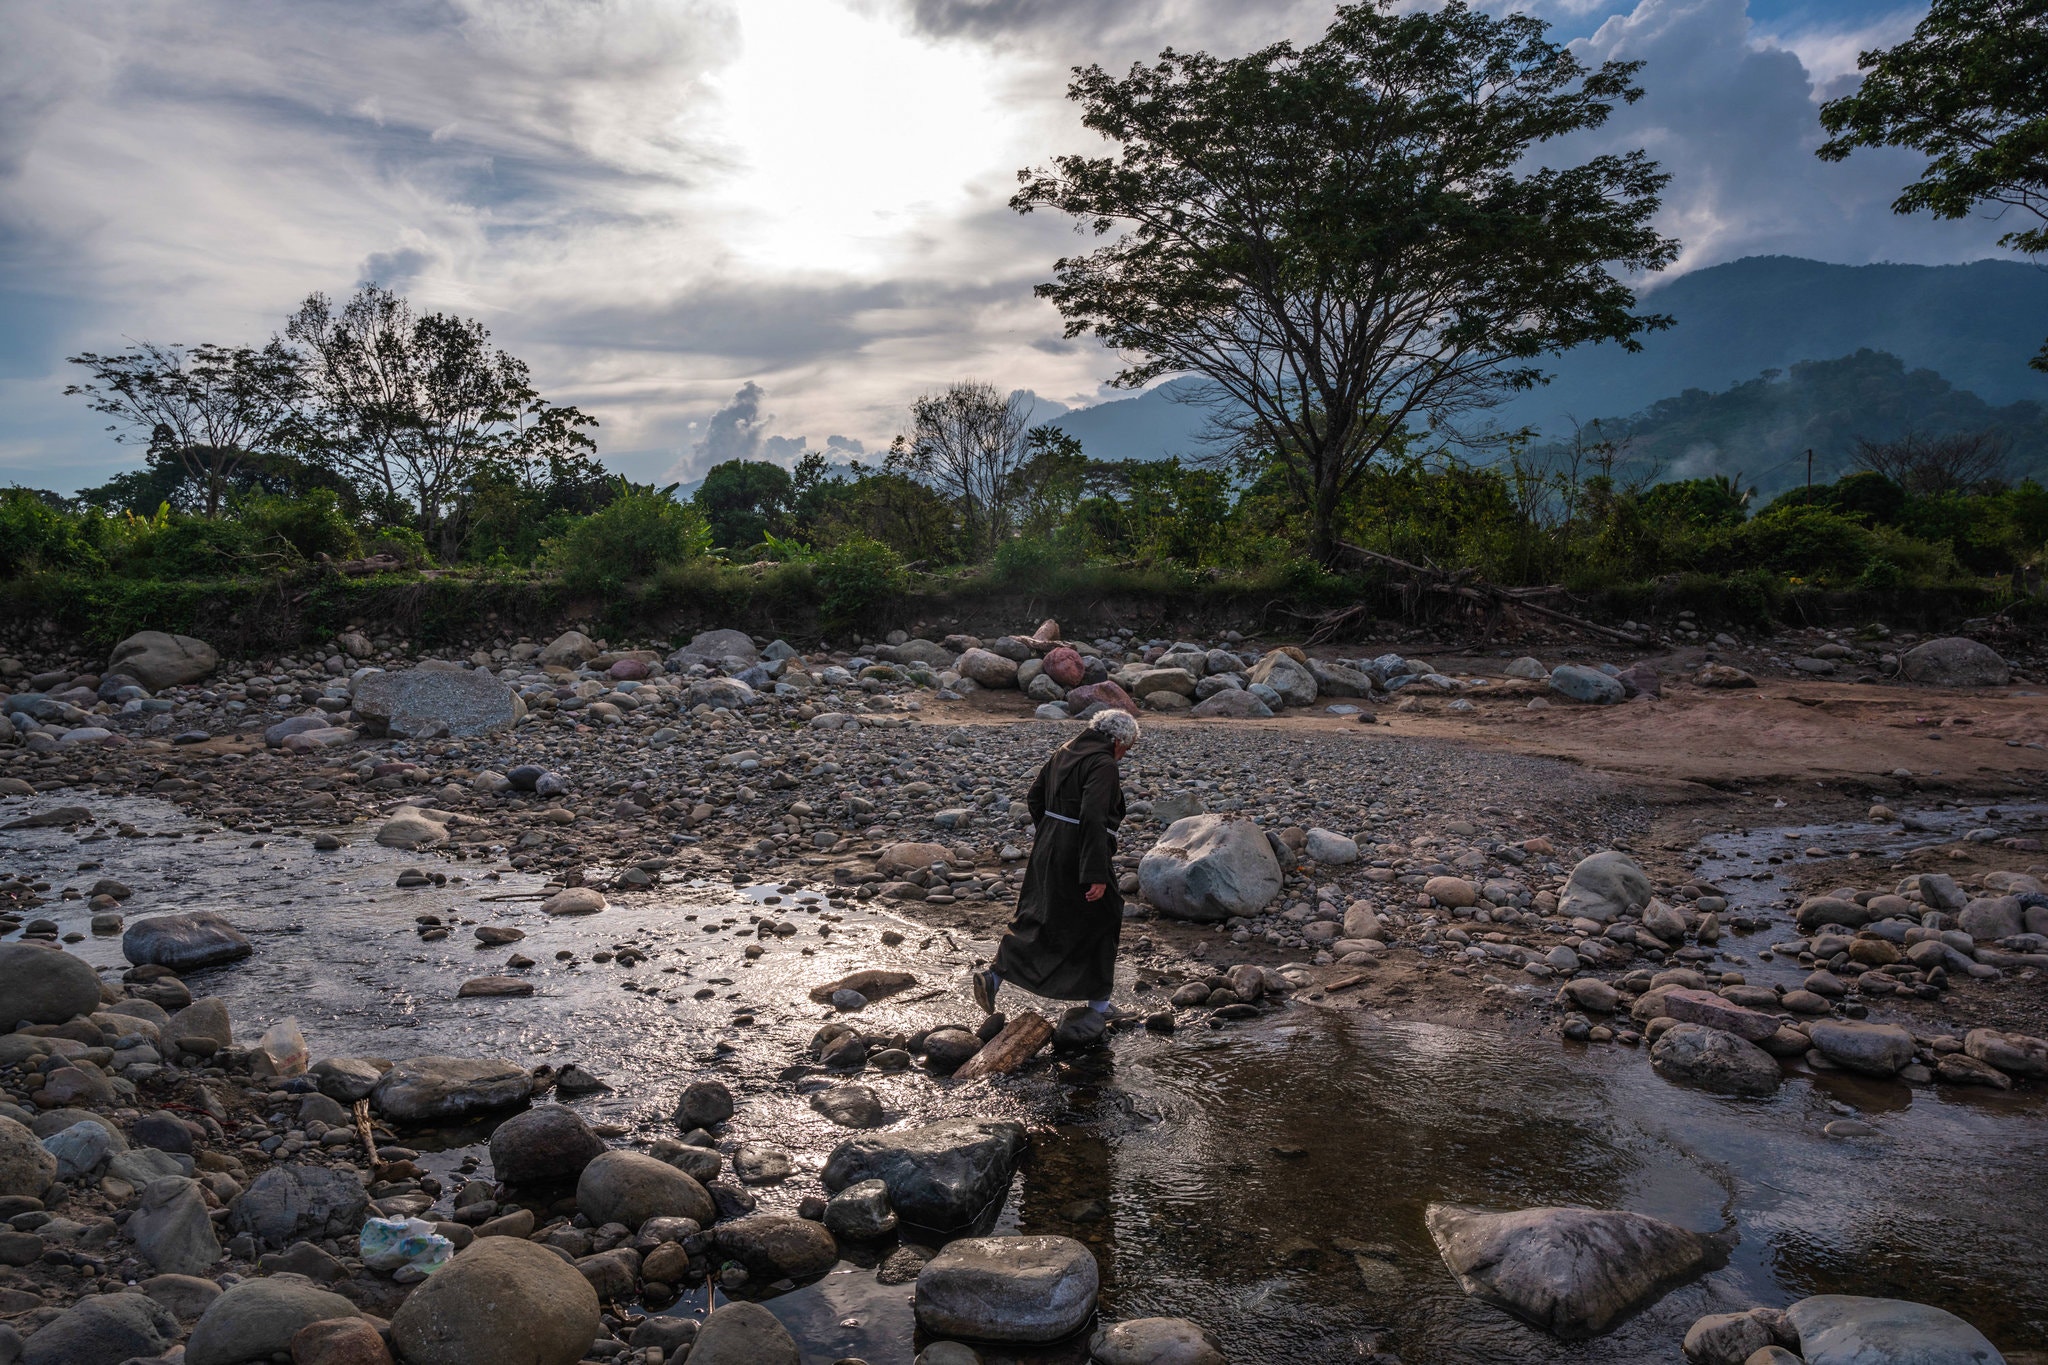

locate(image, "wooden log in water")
[[953, 1012, 1054, 1080]]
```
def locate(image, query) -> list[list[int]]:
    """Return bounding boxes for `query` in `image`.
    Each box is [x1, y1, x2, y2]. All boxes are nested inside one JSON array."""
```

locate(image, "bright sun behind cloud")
[[704, 0, 1011, 276]]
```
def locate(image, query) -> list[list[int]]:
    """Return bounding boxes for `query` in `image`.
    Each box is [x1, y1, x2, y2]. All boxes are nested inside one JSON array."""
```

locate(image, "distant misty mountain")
[[1535, 349, 2048, 498], [1035, 377, 1225, 463], [1484, 255, 2048, 439], [1037, 256, 2048, 464]]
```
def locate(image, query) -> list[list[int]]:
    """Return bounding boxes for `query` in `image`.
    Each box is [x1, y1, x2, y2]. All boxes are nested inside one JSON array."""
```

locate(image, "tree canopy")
[[1817, 0, 2048, 369], [1011, 0, 1679, 560]]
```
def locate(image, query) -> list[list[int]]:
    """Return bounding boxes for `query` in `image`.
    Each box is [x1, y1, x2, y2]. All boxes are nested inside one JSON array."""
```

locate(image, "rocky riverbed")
[[0, 620, 2044, 1365]]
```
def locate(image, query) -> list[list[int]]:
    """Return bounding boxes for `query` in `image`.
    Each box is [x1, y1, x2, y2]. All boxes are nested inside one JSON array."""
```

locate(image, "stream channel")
[[5, 792, 2046, 1363]]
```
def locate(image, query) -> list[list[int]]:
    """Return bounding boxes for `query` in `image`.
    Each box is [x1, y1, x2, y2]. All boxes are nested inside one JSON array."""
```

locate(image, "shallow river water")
[[5, 793, 2046, 1363]]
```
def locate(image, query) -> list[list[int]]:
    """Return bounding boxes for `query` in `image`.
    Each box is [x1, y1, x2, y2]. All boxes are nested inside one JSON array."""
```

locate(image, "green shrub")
[[814, 536, 908, 629], [544, 489, 712, 588], [1733, 506, 1877, 583], [990, 535, 1068, 585], [114, 513, 262, 578], [366, 526, 433, 568], [0, 489, 103, 578], [239, 491, 360, 562]]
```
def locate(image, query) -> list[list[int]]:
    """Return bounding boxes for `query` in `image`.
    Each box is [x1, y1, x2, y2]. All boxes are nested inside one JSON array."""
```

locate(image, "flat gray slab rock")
[[121, 912, 252, 971], [371, 1055, 532, 1124], [1786, 1294, 2005, 1364], [352, 667, 525, 739], [823, 1117, 1028, 1233], [1426, 1203, 1729, 1338], [915, 1234, 1100, 1343]]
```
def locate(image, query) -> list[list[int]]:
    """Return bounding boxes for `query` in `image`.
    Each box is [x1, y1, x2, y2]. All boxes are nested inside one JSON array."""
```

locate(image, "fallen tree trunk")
[[1307, 542, 1648, 647], [954, 1013, 1054, 1080]]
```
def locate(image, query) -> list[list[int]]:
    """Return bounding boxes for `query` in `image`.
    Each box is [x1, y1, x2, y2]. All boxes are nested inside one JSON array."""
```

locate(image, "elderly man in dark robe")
[[972, 708, 1139, 1019]]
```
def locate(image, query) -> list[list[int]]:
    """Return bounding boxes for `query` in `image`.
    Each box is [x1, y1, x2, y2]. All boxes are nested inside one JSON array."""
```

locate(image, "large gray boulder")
[[489, 1105, 607, 1187], [372, 1056, 532, 1124], [1899, 637, 2010, 688], [1129, 667, 1198, 699], [121, 912, 252, 971], [1308, 658, 1373, 697], [20, 1291, 180, 1365], [0, 941, 103, 1025], [1549, 664, 1625, 704], [1248, 651, 1317, 707], [876, 638, 956, 668], [1651, 1024, 1782, 1097], [687, 677, 757, 709], [576, 1150, 716, 1227], [391, 1236, 601, 1365], [1191, 688, 1274, 719], [687, 1301, 799, 1365], [1964, 1027, 2048, 1079], [915, 1234, 1100, 1343], [957, 648, 1021, 688], [538, 631, 601, 667], [1558, 851, 1652, 924], [669, 628, 757, 670], [128, 1175, 220, 1275], [1785, 1294, 2005, 1364], [1807, 1021, 1916, 1077], [0, 1115, 58, 1198], [183, 1276, 357, 1365], [1138, 815, 1284, 921], [229, 1162, 370, 1248], [1426, 1203, 1728, 1338], [351, 667, 525, 739], [712, 1215, 839, 1280], [162, 997, 233, 1056], [822, 1118, 1028, 1233], [1959, 896, 2025, 942], [108, 631, 218, 690]]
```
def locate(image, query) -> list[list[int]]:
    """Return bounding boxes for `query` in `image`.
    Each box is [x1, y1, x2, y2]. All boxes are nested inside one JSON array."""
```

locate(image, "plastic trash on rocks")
[[360, 1216, 453, 1280], [256, 1016, 308, 1076]]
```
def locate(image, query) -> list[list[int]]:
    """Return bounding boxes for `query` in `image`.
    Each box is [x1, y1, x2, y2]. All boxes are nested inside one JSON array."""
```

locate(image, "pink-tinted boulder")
[[1063, 681, 1139, 717], [1043, 647, 1085, 689]]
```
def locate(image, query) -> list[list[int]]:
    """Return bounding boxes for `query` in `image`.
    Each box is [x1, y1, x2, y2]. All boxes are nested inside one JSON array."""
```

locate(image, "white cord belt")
[[1041, 811, 1080, 825]]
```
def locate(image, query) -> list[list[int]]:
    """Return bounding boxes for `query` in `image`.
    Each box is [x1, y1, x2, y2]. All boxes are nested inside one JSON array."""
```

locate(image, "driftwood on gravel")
[[1303, 543, 1648, 648]]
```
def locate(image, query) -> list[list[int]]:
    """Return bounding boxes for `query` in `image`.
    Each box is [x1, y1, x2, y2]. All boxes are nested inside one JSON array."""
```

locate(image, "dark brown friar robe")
[[995, 728, 1127, 1001]]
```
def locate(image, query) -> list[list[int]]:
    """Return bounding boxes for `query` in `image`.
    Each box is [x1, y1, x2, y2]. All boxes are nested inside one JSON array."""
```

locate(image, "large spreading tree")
[[1817, 0, 2048, 371], [1011, 0, 1679, 562], [64, 341, 307, 518], [285, 284, 597, 555]]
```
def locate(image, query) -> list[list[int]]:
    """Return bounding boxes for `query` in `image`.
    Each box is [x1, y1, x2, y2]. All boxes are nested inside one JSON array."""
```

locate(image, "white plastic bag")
[[360, 1216, 452, 1279], [256, 1017, 308, 1077]]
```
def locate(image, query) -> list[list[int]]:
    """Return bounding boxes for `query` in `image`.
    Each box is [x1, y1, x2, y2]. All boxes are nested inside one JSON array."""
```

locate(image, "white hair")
[[1089, 708, 1140, 747]]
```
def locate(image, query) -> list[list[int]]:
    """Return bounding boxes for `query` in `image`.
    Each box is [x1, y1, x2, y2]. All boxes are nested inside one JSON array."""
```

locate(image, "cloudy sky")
[[0, 0, 2022, 494]]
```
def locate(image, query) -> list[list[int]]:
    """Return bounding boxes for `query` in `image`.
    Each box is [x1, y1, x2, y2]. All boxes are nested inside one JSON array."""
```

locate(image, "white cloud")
[[0, 0, 2030, 495], [1566, 0, 2015, 281]]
